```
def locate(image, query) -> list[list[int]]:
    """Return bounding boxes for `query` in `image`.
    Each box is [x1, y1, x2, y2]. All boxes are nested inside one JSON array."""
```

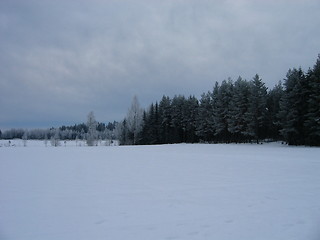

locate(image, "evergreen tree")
[[213, 79, 233, 142], [245, 74, 268, 143], [279, 68, 306, 145], [266, 81, 283, 140], [139, 110, 149, 145], [228, 77, 251, 142], [158, 96, 172, 144], [170, 95, 186, 143], [183, 96, 199, 143], [154, 102, 160, 143], [141, 103, 158, 145], [196, 92, 215, 142], [305, 55, 320, 146]]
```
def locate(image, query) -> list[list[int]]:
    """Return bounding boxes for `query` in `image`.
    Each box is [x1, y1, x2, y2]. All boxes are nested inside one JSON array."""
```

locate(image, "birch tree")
[[126, 96, 143, 145], [86, 111, 98, 146]]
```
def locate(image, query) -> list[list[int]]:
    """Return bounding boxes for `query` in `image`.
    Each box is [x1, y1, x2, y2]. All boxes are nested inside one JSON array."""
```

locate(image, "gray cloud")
[[1, 0, 320, 128]]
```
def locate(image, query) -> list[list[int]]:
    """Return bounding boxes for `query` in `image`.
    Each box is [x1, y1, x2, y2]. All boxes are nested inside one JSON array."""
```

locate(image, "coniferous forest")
[[1, 56, 319, 146], [118, 55, 320, 146]]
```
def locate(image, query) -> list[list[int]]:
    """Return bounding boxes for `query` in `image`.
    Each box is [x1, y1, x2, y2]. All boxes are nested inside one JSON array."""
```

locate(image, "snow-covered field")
[[1, 141, 320, 240]]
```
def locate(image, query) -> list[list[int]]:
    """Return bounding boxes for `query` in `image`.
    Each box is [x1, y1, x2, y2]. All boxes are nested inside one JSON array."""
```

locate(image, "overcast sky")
[[1, 0, 320, 129]]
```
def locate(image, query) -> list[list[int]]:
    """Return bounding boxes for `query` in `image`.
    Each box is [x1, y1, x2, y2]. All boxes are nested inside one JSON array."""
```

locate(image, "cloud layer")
[[1, 0, 320, 128]]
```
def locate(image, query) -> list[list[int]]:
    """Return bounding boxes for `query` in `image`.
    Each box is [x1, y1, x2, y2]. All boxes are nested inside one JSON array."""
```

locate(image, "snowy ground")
[[1, 141, 320, 240]]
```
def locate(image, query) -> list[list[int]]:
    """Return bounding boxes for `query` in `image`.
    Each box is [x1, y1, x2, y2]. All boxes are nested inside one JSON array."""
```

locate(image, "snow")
[[1, 142, 320, 240]]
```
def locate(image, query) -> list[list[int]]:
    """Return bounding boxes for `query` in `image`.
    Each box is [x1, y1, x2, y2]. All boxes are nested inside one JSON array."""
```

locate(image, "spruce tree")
[[305, 55, 320, 146], [170, 95, 186, 143], [228, 77, 251, 142], [279, 68, 306, 145], [184, 96, 199, 143], [266, 81, 283, 140], [196, 92, 215, 142], [159, 96, 172, 144], [213, 79, 233, 142], [245, 74, 268, 143]]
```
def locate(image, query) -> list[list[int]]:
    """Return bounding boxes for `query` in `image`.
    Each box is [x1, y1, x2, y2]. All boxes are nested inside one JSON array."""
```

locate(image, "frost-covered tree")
[[86, 111, 98, 146], [44, 133, 48, 147], [126, 96, 143, 145], [22, 130, 28, 147], [50, 129, 60, 147]]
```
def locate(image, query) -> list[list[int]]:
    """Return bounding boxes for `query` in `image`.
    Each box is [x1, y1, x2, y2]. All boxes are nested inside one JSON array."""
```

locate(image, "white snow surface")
[[1, 142, 320, 240]]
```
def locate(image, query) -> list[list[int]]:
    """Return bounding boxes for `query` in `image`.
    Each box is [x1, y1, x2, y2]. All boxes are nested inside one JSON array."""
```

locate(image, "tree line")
[[1, 55, 319, 146], [0, 117, 117, 145], [117, 55, 320, 146]]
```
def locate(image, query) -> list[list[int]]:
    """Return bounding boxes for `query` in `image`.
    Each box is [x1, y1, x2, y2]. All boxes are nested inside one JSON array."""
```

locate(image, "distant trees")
[[2, 55, 319, 147], [116, 55, 319, 146], [0, 119, 118, 146], [304, 57, 320, 146], [130, 77, 268, 145], [279, 56, 320, 146]]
